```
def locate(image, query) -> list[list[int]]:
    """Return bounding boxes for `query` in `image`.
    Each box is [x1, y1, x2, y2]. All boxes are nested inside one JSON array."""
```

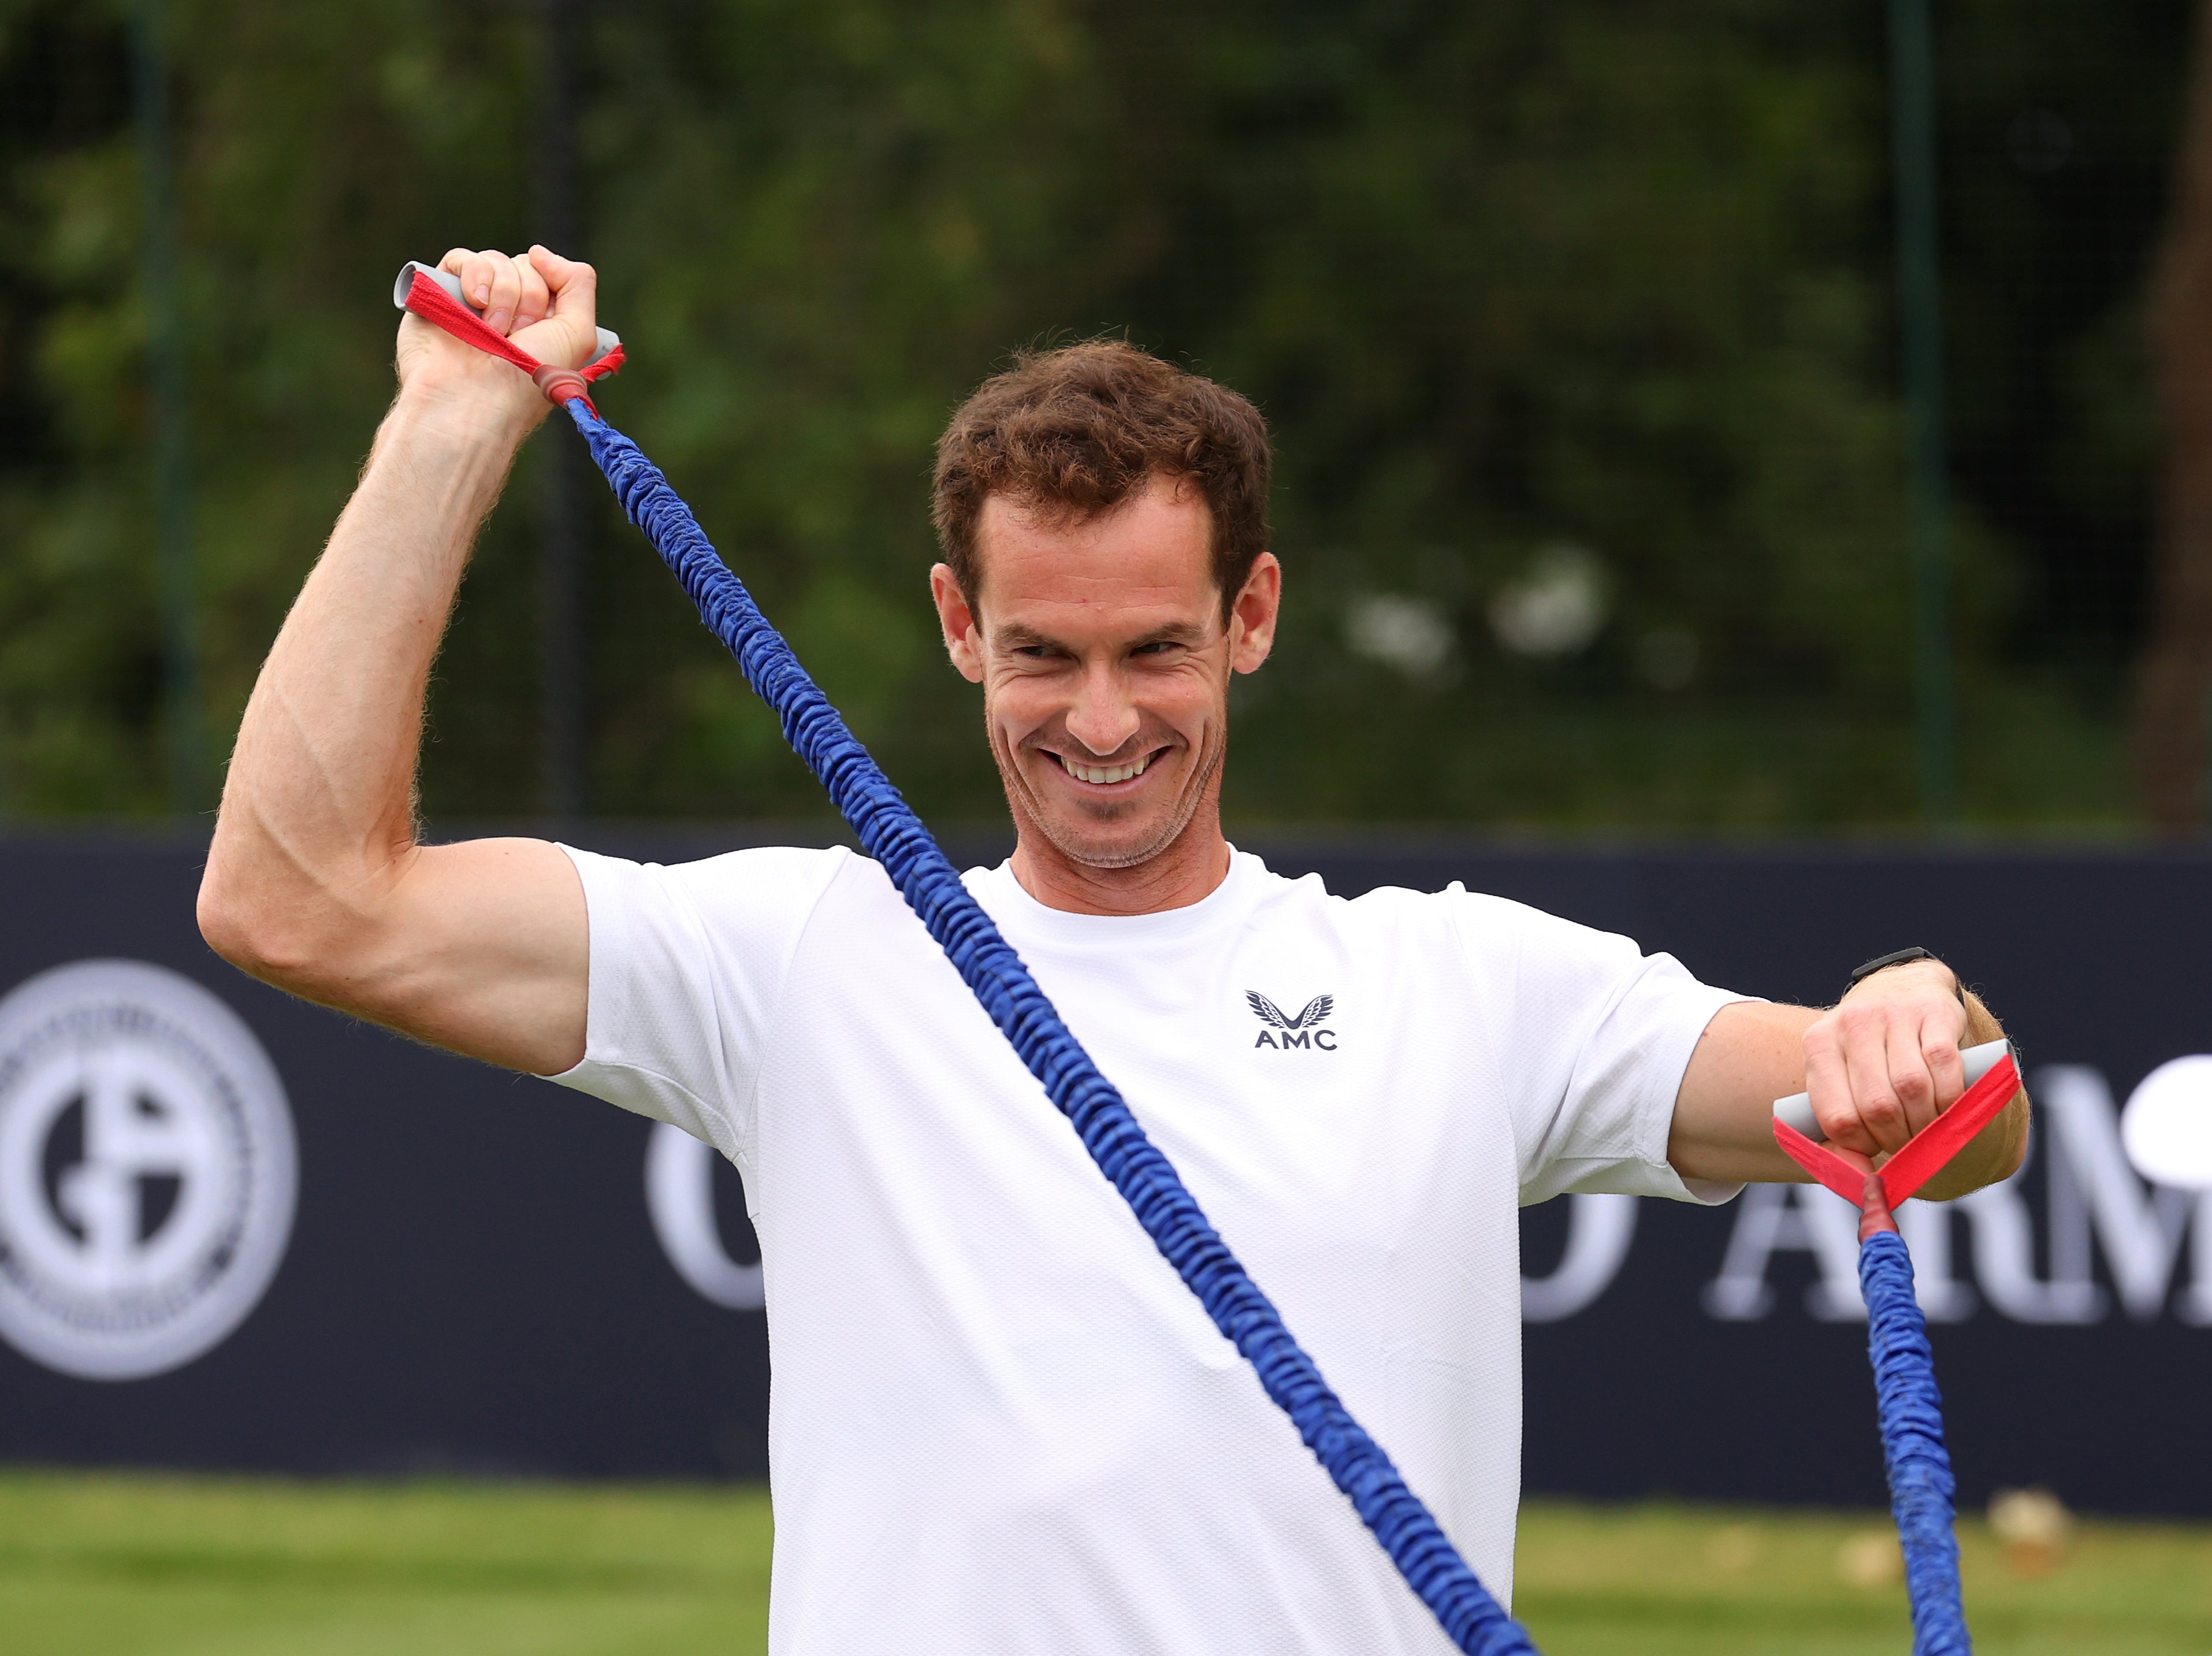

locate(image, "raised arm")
[[1668, 956, 2029, 1201], [198, 246, 599, 1075]]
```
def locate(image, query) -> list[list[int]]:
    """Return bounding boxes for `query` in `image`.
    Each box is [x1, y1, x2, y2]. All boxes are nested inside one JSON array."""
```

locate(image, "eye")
[[1133, 641, 1180, 657]]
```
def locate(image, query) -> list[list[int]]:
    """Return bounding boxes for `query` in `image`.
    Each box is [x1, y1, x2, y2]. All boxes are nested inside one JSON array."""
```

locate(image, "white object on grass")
[[1772, 1037, 2013, 1144]]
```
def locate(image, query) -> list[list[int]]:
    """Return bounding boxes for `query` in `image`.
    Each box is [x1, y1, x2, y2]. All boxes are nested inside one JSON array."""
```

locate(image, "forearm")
[[200, 379, 537, 982], [1667, 1000, 1819, 1186]]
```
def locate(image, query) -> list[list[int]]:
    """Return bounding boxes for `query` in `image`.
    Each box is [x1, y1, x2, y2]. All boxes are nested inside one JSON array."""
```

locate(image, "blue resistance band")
[[555, 395, 1537, 1654], [554, 387, 1974, 1656], [1859, 1230, 1971, 1654]]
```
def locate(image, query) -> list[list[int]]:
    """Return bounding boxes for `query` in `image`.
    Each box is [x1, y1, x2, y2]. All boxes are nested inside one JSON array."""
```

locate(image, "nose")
[[1065, 656, 1141, 758]]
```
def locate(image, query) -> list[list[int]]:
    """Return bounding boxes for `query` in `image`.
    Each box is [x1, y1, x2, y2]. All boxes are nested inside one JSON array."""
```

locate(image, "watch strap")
[[1845, 946, 1963, 1005]]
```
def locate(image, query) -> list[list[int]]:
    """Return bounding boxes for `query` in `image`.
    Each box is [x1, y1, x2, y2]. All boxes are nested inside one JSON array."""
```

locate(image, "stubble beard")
[[991, 714, 1226, 873]]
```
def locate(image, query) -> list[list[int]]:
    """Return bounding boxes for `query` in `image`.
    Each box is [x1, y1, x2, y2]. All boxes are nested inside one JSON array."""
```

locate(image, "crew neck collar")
[[972, 845, 1265, 940]]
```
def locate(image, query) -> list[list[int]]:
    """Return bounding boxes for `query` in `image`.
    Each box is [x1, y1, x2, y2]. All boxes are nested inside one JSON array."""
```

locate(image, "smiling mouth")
[[1049, 748, 1164, 786]]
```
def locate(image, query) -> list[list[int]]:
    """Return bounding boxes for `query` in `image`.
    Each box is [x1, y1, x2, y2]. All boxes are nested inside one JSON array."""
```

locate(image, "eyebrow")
[[991, 620, 1213, 652]]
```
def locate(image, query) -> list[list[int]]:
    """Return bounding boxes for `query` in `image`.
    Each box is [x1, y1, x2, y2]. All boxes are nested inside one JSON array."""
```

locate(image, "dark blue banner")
[[0, 833, 2204, 1515]]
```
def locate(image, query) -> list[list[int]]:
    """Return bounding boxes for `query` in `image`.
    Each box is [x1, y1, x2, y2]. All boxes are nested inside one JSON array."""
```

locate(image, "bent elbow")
[[196, 865, 254, 969], [197, 864, 339, 998], [198, 873, 289, 985]]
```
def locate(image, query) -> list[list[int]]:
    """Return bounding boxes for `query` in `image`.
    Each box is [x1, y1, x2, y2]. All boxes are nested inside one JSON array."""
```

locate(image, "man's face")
[[931, 474, 1280, 871]]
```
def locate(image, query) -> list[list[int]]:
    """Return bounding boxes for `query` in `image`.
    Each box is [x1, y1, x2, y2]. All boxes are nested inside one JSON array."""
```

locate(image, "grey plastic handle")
[[1772, 1037, 2013, 1143], [394, 261, 619, 365]]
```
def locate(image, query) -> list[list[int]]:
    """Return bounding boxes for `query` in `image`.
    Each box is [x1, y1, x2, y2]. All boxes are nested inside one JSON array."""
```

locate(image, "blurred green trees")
[[0, 0, 2184, 830]]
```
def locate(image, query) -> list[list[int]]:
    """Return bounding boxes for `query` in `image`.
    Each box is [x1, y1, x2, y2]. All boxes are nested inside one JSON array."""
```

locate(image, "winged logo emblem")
[[1246, 991, 1334, 1030]]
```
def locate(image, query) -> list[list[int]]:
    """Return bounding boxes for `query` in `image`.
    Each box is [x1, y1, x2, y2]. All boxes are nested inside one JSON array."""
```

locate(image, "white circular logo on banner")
[[0, 960, 296, 1380], [2121, 1055, 2212, 1191]]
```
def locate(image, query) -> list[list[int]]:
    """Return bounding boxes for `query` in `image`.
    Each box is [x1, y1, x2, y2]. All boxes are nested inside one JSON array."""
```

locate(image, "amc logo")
[[1247, 992, 1337, 1051]]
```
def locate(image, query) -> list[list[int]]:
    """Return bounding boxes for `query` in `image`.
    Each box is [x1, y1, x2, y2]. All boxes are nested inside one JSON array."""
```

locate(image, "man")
[[199, 244, 2027, 1652]]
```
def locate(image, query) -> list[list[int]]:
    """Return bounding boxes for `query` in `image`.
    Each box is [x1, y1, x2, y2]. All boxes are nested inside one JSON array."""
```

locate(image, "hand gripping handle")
[[1772, 1038, 2023, 1212], [1773, 1037, 2012, 1142], [392, 261, 620, 366]]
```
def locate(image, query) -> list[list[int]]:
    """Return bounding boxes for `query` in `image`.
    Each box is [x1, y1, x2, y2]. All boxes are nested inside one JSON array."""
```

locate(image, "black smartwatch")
[[1845, 946, 1964, 1005]]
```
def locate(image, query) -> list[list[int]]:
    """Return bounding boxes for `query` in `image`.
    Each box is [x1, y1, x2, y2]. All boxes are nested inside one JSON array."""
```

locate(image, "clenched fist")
[[395, 244, 598, 429]]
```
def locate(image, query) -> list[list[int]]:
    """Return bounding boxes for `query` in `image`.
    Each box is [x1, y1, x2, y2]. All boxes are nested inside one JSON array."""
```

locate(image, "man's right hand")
[[395, 244, 600, 429]]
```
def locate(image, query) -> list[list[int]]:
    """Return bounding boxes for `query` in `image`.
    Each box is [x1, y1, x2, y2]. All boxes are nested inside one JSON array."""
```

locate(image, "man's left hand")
[[1801, 958, 1968, 1163]]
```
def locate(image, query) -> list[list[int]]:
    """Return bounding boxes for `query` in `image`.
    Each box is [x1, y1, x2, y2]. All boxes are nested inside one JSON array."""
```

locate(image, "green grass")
[[1515, 1502, 2212, 1655], [0, 1472, 772, 1656], [1, 1470, 2206, 1653]]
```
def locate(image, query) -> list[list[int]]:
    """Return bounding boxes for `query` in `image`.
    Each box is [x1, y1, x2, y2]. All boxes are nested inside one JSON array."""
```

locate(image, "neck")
[[1008, 808, 1233, 916]]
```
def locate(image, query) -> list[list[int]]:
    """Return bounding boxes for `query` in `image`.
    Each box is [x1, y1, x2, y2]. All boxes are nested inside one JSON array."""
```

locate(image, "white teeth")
[[1061, 753, 1153, 785]]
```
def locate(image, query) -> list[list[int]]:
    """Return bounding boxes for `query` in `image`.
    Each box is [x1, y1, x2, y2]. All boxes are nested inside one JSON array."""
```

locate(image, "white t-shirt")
[[551, 845, 1745, 1654]]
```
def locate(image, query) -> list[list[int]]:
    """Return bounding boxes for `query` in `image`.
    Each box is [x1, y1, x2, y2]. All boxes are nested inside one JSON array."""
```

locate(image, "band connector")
[[531, 363, 592, 407]]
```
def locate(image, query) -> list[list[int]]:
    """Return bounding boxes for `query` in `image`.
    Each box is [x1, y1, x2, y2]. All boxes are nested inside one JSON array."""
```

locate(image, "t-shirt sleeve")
[[1455, 893, 1756, 1207], [539, 843, 848, 1170]]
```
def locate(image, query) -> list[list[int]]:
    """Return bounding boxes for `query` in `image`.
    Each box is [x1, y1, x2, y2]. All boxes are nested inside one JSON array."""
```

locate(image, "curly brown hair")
[[931, 340, 1271, 619]]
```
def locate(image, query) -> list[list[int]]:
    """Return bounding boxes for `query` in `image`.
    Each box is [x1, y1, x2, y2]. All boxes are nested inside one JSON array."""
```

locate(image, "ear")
[[1227, 552, 1281, 674], [931, 564, 985, 683]]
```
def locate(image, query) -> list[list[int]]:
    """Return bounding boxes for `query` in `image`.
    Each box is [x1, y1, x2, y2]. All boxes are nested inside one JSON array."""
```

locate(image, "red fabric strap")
[[403, 269, 620, 413], [1774, 1115, 1872, 1206], [581, 341, 625, 383], [1772, 1050, 2022, 1212]]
